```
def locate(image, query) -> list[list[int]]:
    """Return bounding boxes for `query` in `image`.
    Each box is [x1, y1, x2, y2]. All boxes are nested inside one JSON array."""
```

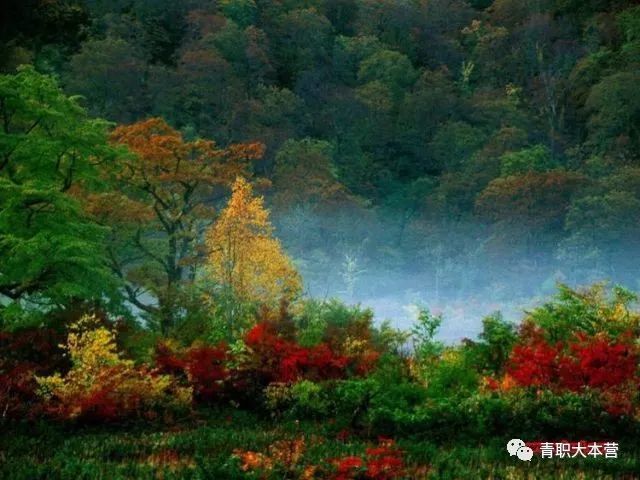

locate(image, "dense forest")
[[2, 0, 640, 336], [2, 1, 640, 478]]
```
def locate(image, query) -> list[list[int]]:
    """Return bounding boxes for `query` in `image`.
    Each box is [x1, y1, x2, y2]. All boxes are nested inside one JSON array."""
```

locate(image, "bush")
[[467, 312, 517, 375], [500, 329, 639, 407], [424, 349, 479, 399], [37, 316, 191, 423], [525, 283, 640, 342], [329, 358, 427, 434], [155, 341, 230, 403], [243, 322, 351, 384], [264, 380, 330, 419], [0, 328, 66, 420]]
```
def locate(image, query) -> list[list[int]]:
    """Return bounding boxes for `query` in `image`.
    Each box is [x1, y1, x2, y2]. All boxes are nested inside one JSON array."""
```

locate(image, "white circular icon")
[[517, 446, 534, 461], [507, 438, 525, 456]]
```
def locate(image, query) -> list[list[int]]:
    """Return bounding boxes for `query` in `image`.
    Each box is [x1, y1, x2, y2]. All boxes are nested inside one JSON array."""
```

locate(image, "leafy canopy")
[[0, 66, 119, 322]]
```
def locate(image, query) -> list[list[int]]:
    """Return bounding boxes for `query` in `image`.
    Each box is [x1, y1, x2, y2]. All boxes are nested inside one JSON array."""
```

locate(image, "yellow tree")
[[207, 177, 301, 307]]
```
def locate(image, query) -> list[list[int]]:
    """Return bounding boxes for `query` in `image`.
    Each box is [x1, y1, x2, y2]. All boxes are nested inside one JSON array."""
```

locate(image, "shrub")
[[329, 361, 427, 434], [525, 283, 640, 342], [424, 349, 479, 399], [243, 322, 351, 384], [331, 438, 406, 480], [37, 316, 191, 422], [155, 341, 230, 403], [0, 328, 66, 420], [264, 380, 330, 418], [468, 312, 517, 375], [505, 331, 638, 395]]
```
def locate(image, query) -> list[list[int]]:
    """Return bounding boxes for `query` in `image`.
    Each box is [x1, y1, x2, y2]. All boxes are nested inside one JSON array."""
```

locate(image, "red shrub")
[[505, 331, 639, 401], [155, 342, 229, 403], [334, 456, 365, 479], [155, 342, 187, 376], [184, 346, 229, 401], [562, 334, 637, 390], [507, 338, 562, 387], [0, 363, 40, 420], [0, 328, 66, 420], [244, 322, 350, 384]]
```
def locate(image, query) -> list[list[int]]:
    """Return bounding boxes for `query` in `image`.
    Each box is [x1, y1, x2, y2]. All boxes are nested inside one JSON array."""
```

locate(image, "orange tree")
[[91, 118, 263, 333], [206, 176, 301, 335]]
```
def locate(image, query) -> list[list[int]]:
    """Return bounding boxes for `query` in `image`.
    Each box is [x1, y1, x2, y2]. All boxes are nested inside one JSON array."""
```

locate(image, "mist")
[[272, 205, 638, 343]]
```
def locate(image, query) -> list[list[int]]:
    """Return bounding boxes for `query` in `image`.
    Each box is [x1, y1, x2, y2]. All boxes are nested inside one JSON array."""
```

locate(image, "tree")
[[357, 49, 418, 101], [560, 191, 640, 279], [64, 37, 149, 123], [475, 171, 587, 265], [206, 177, 301, 308], [0, 66, 118, 319], [98, 118, 264, 334], [272, 138, 352, 210], [272, 8, 333, 84], [476, 171, 586, 232], [0, 0, 89, 72], [164, 45, 243, 142], [499, 144, 557, 176], [220, 0, 258, 28], [429, 121, 486, 172], [586, 71, 640, 159]]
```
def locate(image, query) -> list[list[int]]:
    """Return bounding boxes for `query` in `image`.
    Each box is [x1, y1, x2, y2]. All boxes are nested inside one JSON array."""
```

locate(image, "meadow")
[[3, 409, 640, 479]]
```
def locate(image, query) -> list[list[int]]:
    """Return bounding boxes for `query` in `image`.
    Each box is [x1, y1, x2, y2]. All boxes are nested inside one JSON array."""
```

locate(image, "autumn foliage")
[[0, 328, 66, 420], [502, 326, 638, 393], [484, 320, 640, 416], [332, 438, 407, 480], [233, 436, 413, 480], [207, 176, 302, 304], [155, 342, 229, 403], [243, 322, 351, 384], [93, 118, 265, 333], [36, 316, 191, 422]]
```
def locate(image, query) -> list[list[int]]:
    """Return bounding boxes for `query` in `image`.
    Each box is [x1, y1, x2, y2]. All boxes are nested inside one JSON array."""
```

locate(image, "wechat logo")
[[507, 439, 534, 461]]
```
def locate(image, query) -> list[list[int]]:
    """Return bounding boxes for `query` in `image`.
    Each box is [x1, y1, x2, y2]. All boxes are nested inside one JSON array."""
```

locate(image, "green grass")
[[1, 408, 639, 479]]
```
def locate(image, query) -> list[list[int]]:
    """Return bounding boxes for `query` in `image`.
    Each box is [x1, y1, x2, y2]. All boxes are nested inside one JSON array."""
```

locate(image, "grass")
[[1, 408, 639, 479]]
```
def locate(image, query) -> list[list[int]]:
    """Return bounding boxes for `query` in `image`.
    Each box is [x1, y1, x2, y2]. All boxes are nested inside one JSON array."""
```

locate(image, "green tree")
[[500, 144, 557, 176], [0, 66, 119, 321], [64, 37, 149, 123], [586, 71, 640, 158], [220, 0, 258, 28]]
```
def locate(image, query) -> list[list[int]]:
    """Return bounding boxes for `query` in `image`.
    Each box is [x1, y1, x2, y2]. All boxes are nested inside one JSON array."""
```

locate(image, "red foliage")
[[77, 381, 120, 422], [505, 330, 640, 413], [184, 346, 229, 401], [601, 388, 635, 416], [155, 342, 229, 403], [244, 322, 350, 384], [334, 456, 365, 479], [155, 342, 187, 376], [0, 328, 66, 420], [331, 439, 405, 480], [561, 334, 637, 390], [354, 351, 381, 376], [0, 363, 40, 419], [507, 339, 562, 387]]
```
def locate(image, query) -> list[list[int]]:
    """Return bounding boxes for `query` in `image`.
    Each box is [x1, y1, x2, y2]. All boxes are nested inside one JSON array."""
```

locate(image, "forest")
[[1, 0, 640, 478]]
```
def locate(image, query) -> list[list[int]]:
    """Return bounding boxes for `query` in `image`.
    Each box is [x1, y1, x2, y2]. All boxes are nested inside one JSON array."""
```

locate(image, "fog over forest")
[[273, 208, 635, 342]]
